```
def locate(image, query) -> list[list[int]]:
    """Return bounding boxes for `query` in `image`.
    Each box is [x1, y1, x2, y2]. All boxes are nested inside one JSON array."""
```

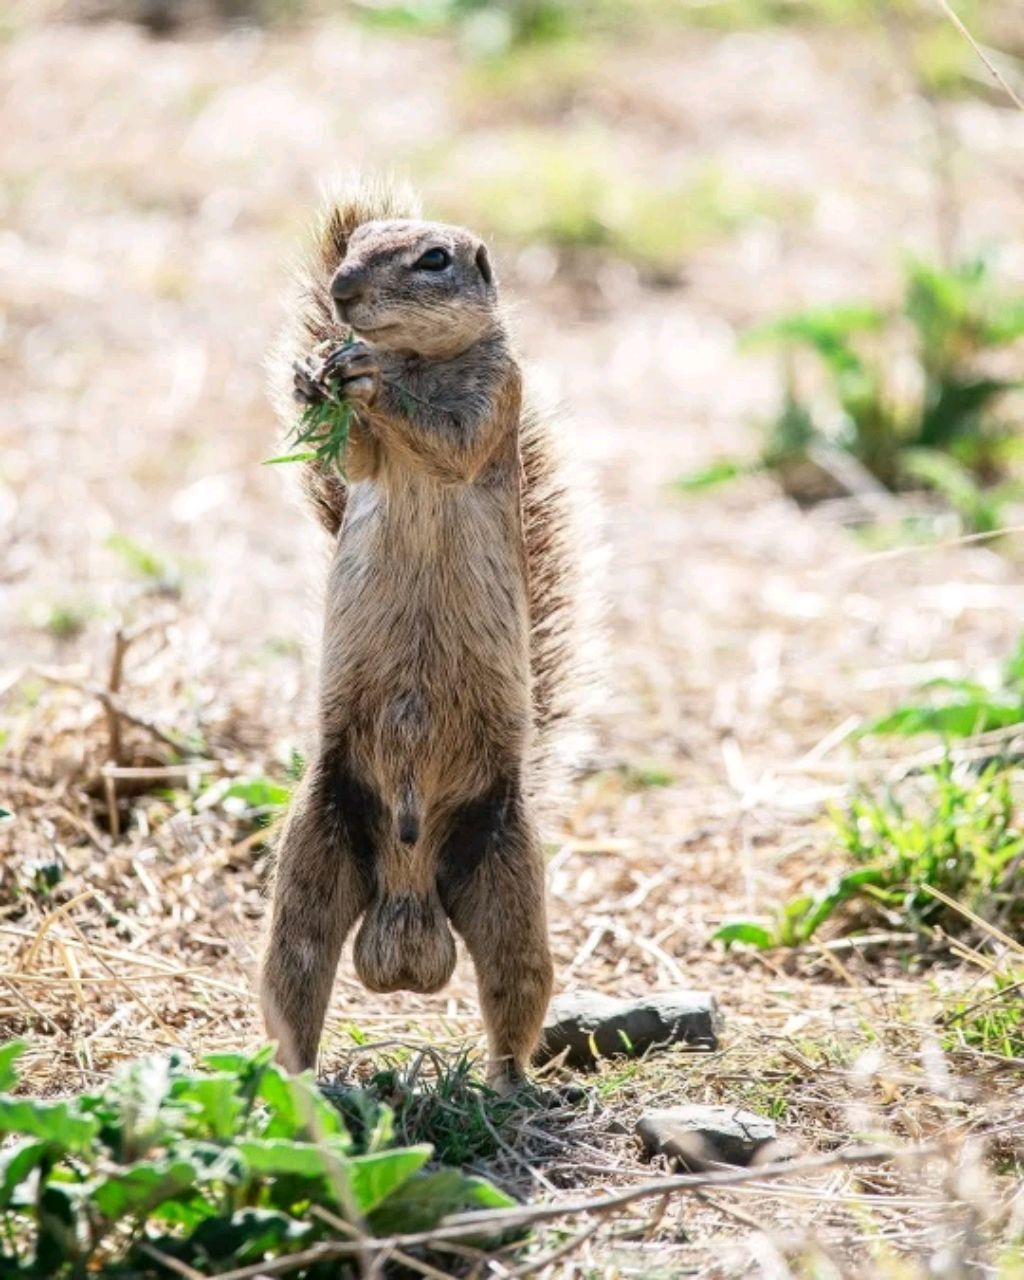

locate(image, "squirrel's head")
[[329, 219, 499, 359]]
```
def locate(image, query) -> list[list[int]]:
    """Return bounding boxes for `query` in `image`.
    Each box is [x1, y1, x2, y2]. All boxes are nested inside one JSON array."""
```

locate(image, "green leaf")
[[0, 1098, 100, 1156], [177, 1208, 315, 1266], [368, 1168, 517, 1236], [93, 1158, 199, 1220], [673, 460, 751, 493], [36, 1183, 81, 1273], [796, 867, 889, 941], [0, 1140, 50, 1210], [256, 1067, 350, 1144], [0, 806, 12, 824], [0, 1041, 26, 1092], [235, 1136, 351, 1182], [712, 921, 776, 949], [263, 451, 319, 465], [173, 1074, 246, 1142], [863, 701, 1024, 739], [342, 1145, 432, 1215]]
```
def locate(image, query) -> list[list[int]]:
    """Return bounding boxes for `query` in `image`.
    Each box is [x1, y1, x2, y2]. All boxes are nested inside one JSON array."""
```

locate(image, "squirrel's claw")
[[293, 358, 325, 405]]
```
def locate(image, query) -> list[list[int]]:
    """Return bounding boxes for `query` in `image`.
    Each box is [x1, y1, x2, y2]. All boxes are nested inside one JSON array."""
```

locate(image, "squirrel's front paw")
[[292, 354, 326, 406], [292, 340, 380, 407], [321, 340, 380, 405]]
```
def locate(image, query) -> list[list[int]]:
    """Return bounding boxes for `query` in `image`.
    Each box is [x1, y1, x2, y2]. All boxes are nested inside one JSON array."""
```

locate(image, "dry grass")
[[1, 4, 1023, 1275]]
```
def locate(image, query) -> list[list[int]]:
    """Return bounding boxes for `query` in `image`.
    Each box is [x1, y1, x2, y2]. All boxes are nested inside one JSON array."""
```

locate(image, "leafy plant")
[[862, 635, 1024, 739], [0, 1042, 517, 1277], [715, 758, 1024, 950], [678, 258, 1024, 529]]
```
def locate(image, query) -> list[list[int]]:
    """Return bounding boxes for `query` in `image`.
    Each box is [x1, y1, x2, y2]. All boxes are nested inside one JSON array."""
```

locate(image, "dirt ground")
[[1, 7, 1023, 1275]]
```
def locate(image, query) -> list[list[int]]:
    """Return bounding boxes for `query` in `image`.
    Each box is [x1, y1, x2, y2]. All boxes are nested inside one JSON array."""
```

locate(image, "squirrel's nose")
[[330, 267, 366, 310]]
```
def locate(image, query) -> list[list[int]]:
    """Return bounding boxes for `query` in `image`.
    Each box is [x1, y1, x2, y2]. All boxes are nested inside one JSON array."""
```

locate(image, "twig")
[[138, 1243, 207, 1280], [507, 1217, 605, 1278], [205, 1143, 933, 1280], [30, 670, 191, 755], [932, 0, 1024, 112]]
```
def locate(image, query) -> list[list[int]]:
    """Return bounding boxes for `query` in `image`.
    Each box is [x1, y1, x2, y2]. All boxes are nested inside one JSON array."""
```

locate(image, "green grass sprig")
[[265, 383, 354, 475]]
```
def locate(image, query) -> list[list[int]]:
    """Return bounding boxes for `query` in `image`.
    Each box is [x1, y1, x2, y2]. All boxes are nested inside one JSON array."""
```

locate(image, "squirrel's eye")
[[413, 247, 452, 272]]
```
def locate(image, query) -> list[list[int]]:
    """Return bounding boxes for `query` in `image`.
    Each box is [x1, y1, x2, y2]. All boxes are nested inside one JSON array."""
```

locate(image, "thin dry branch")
[[204, 1143, 936, 1280], [932, 0, 1024, 112]]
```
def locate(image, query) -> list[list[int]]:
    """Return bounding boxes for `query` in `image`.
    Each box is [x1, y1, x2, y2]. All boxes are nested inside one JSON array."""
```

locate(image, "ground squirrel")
[[260, 178, 585, 1089]]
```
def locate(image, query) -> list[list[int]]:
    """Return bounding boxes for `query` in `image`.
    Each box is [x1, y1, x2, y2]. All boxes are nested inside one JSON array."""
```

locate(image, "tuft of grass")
[[333, 1050, 538, 1167], [943, 970, 1024, 1059], [716, 757, 1024, 950]]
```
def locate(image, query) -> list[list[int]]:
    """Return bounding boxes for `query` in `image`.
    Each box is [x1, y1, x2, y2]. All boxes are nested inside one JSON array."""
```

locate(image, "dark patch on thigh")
[[436, 774, 519, 911], [317, 743, 383, 880]]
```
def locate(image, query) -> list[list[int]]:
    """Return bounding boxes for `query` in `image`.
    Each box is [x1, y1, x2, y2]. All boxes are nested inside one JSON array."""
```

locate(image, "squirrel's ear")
[[475, 243, 494, 287]]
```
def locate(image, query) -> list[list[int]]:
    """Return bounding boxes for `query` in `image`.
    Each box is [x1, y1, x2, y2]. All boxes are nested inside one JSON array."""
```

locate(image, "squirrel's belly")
[[322, 496, 530, 779]]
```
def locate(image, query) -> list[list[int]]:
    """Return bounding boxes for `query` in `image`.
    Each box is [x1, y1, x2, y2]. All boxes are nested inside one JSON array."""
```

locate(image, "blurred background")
[[2, 2, 1024, 1270]]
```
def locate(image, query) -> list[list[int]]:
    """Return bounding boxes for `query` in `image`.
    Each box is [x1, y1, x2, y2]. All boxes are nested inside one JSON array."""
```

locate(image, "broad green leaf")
[[0, 1042, 26, 1092], [368, 1169, 517, 1237], [235, 1136, 351, 1181], [342, 1145, 432, 1215], [712, 922, 776, 949], [0, 1140, 49, 1209], [202, 1044, 276, 1077], [863, 701, 1024, 739], [173, 1074, 245, 1142], [256, 1067, 349, 1144], [93, 1158, 199, 1220], [0, 1098, 100, 1156], [183, 1209, 315, 1265]]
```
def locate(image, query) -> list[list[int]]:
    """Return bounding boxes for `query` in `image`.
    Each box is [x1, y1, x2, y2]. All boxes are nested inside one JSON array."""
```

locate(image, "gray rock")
[[536, 990, 720, 1069], [637, 1105, 781, 1171]]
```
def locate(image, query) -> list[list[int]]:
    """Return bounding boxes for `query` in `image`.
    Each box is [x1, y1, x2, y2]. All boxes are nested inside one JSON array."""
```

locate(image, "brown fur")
[[261, 177, 583, 1088]]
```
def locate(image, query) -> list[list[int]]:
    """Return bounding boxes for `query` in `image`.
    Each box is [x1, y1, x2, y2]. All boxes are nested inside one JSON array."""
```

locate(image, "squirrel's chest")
[[325, 479, 528, 668]]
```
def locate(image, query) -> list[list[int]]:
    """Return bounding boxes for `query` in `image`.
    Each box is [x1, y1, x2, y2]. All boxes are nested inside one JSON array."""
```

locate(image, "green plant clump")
[[0, 1042, 515, 1277], [716, 758, 1024, 950], [679, 258, 1024, 531]]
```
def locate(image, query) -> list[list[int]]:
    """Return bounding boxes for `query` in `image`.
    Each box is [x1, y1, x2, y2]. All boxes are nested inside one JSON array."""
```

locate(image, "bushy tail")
[[521, 400, 603, 805], [267, 176, 421, 535]]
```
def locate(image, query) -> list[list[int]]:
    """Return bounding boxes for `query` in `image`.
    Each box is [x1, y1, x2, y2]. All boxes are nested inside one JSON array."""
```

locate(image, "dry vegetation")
[[1, 1, 1023, 1275]]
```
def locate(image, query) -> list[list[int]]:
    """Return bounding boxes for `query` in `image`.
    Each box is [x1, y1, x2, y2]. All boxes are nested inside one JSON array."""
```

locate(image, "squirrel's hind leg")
[[260, 752, 378, 1073], [438, 782, 554, 1093]]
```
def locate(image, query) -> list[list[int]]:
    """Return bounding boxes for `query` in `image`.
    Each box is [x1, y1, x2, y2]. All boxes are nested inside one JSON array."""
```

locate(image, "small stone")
[[637, 1105, 780, 1171], [536, 990, 720, 1069]]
